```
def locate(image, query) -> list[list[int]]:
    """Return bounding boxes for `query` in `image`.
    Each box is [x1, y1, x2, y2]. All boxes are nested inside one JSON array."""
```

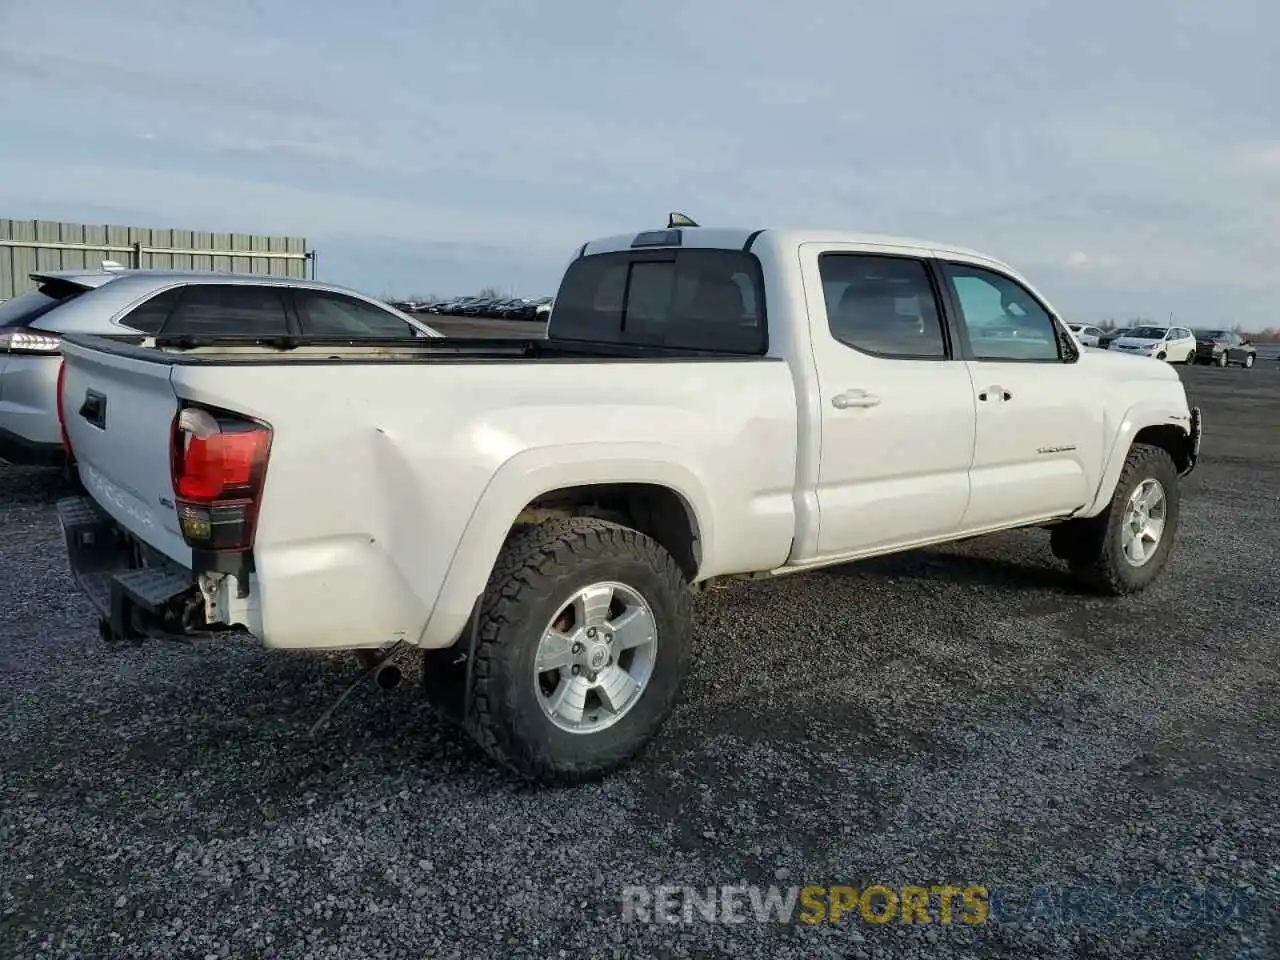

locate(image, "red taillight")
[[170, 406, 272, 553], [55, 360, 72, 456]]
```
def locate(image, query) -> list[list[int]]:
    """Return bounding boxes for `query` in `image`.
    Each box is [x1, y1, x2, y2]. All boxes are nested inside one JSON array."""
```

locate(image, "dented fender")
[[1078, 400, 1198, 518], [416, 443, 716, 649]]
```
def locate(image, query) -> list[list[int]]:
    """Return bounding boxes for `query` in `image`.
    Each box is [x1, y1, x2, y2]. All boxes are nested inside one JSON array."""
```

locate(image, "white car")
[[0, 270, 440, 468], [55, 222, 1201, 783], [1107, 325, 1197, 363], [1066, 323, 1104, 348]]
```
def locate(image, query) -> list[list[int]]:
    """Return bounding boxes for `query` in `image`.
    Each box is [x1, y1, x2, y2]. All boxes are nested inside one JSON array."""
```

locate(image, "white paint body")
[[59, 228, 1197, 652]]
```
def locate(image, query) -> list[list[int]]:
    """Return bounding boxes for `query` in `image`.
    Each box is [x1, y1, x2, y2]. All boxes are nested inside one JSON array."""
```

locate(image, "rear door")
[[1223, 332, 1244, 363], [799, 243, 977, 557], [60, 339, 191, 566]]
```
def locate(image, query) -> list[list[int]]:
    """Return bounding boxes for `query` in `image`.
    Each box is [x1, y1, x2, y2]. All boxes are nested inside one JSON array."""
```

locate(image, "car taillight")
[[55, 360, 72, 456], [170, 405, 272, 553], [0, 327, 62, 354]]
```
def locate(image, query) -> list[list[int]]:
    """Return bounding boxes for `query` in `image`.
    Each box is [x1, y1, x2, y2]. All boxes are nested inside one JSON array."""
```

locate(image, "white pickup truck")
[[54, 221, 1202, 783]]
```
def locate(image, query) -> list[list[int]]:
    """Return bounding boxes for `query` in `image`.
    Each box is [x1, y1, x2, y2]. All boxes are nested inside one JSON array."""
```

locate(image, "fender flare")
[[1079, 401, 1196, 517], [417, 442, 714, 648]]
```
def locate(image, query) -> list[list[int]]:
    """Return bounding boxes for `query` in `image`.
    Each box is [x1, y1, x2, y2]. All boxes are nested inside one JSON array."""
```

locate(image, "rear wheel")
[[1217, 351, 1229, 367], [1184, 348, 1195, 364], [1051, 443, 1180, 595], [1244, 352, 1255, 369], [462, 517, 691, 783]]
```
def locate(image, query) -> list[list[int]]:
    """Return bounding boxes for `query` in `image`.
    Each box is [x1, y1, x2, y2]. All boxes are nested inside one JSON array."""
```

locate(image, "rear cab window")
[[548, 247, 767, 353]]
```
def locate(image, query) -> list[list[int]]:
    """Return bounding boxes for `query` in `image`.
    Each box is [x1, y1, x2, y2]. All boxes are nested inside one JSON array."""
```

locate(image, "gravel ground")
[[2, 364, 1278, 959]]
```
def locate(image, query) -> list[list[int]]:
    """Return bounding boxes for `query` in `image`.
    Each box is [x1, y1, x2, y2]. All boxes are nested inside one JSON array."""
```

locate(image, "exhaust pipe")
[[373, 662, 402, 690], [356, 649, 403, 690]]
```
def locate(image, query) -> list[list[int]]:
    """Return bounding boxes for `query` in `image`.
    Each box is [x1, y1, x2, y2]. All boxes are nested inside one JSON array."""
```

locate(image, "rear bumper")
[[56, 495, 202, 642], [0, 425, 64, 467]]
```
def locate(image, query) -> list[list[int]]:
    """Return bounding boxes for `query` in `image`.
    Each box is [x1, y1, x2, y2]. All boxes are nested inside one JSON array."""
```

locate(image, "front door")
[[800, 244, 977, 559], [937, 258, 1105, 529]]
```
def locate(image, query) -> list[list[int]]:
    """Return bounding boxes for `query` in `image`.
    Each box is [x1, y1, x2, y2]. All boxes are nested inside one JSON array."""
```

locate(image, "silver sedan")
[[0, 269, 440, 468]]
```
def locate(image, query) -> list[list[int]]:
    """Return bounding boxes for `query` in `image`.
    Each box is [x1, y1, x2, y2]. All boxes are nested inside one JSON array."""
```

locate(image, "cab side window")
[[942, 263, 1071, 362], [818, 254, 948, 359]]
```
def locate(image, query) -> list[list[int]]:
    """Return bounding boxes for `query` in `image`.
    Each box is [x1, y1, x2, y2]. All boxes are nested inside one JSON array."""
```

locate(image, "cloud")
[[1232, 142, 1280, 173], [1, 0, 1277, 315], [1065, 251, 1118, 270]]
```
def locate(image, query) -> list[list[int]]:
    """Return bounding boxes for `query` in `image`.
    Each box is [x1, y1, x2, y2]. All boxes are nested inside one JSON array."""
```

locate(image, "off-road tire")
[[1053, 443, 1180, 595], [463, 517, 692, 784]]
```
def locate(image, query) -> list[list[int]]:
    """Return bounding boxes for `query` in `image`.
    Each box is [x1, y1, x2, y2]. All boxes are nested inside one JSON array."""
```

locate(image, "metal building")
[[0, 218, 313, 301]]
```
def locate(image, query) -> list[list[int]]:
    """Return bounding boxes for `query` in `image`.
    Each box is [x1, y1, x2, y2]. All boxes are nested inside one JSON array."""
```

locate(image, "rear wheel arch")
[[420, 452, 714, 649], [513, 482, 702, 580]]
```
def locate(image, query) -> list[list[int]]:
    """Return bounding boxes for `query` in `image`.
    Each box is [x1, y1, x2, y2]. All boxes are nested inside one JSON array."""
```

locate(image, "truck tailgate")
[[60, 338, 192, 567]]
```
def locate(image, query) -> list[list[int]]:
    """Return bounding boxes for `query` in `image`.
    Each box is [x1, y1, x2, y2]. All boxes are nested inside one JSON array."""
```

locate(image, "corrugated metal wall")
[[0, 219, 311, 300]]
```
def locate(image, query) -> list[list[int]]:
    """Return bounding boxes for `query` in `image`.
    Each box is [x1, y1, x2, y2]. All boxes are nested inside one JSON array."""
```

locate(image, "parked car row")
[[1068, 324, 1259, 368], [415, 296, 553, 321]]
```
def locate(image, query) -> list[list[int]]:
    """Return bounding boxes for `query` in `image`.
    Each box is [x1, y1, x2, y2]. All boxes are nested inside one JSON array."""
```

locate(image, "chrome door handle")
[[832, 390, 881, 409], [978, 386, 1012, 402]]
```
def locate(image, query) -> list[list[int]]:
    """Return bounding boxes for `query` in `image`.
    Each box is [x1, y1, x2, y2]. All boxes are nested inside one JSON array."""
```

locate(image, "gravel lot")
[[2, 361, 1278, 959]]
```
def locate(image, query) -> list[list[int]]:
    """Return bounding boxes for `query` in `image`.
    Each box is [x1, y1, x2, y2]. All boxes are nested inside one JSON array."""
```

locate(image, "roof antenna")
[[667, 212, 699, 228]]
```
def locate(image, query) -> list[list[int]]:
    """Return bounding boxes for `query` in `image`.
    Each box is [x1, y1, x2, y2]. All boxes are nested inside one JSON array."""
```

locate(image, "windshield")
[[1127, 326, 1168, 339], [0, 280, 90, 329], [1193, 329, 1227, 339]]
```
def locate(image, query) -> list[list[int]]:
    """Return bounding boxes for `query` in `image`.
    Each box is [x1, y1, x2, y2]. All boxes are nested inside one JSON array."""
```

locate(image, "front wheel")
[[1244, 353, 1255, 369], [1217, 351, 1229, 367], [1185, 348, 1196, 364], [1051, 443, 1180, 595], [463, 517, 691, 784]]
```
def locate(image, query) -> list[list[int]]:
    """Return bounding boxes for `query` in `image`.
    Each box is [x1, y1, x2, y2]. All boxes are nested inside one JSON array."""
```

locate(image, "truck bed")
[[58, 329, 800, 652]]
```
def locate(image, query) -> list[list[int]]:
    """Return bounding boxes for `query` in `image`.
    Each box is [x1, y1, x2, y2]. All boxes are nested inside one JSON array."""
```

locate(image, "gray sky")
[[0, 0, 1276, 328]]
